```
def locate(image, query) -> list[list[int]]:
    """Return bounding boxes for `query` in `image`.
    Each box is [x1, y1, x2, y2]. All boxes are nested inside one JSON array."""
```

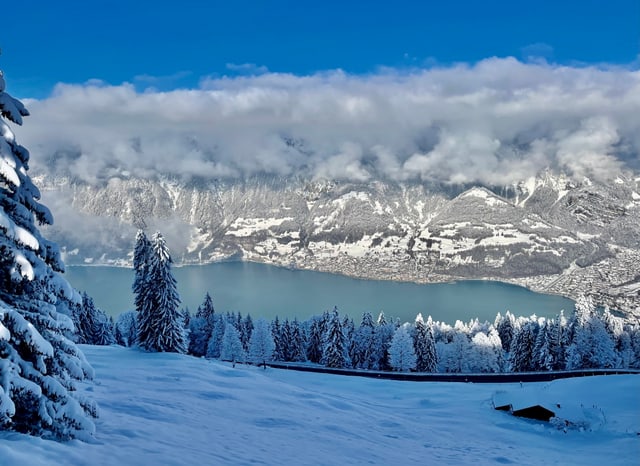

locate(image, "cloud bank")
[[18, 58, 640, 186]]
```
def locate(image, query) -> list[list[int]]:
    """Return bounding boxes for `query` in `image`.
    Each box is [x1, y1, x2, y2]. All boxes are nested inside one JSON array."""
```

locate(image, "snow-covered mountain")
[[37, 171, 640, 316]]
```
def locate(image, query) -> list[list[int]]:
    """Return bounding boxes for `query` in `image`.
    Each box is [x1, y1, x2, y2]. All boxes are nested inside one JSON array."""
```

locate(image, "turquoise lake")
[[65, 262, 575, 324]]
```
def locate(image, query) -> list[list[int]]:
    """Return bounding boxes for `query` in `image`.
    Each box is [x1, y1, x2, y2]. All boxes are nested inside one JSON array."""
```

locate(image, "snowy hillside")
[[1, 345, 637, 466], [38, 173, 640, 316]]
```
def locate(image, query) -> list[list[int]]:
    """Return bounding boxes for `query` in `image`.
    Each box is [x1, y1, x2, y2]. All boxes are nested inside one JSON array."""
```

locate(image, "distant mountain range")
[[37, 170, 640, 318]]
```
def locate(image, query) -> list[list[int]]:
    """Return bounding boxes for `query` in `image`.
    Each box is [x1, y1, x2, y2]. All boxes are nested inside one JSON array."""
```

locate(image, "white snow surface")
[[0, 345, 638, 466], [460, 187, 508, 206]]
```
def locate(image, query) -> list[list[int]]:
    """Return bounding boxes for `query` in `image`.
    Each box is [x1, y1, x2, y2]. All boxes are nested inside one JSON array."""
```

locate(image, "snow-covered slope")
[[0, 345, 637, 465]]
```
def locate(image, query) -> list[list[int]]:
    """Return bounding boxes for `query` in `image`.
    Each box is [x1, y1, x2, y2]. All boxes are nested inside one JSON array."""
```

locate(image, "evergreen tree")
[[565, 296, 595, 370], [628, 325, 640, 369], [565, 295, 594, 349], [136, 233, 186, 353], [388, 324, 417, 371], [532, 319, 550, 371], [188, 316, 208, 356], [566, 310, 616, 370], [496, 311, 516, 353], [271, 316, 284, 361], [181, 307, 191, 329], [206, 314, 226, 359], [241, 314, 254, 352], [602, 307, 630, 368], [413, 314, 437, 372], [487, 327, 505, 372], [220, 322, 246, 367], [0, 68, 95, 439], [280, 318, 293, 361], [555, 310, 570, 369], [79, 293, 114, 346], [537, 318, 557, 370], [469, 331, 501, 373], [132, 230, 152, 315], [248, 318, 275, 369], [188, 293, 216, 357], [322, 307, 347, 368], [289, 318, 307, 362], [370, 312, 394, 370], [71, 293, 92, 344], [305, 316, 324, 364], [510, 318, 539, 372], [615, 328, 633, 369], [439, 332, 471, 373], [115, 310, 137, 347], [196, 293, 215, 321], [343, 316, 356, 369], [353, 312, 376, 369]]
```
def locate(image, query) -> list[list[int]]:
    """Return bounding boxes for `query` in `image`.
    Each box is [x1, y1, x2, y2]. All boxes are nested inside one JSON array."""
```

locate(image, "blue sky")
[[2, 0, 639, 98], [4, 0, 640, 193]]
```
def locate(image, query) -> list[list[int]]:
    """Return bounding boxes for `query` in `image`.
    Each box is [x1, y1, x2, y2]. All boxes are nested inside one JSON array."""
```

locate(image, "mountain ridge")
[[36, 170, 640, 319]]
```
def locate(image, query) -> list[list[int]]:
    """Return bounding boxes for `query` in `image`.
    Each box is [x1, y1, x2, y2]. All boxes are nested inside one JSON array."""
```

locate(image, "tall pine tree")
[[136, 233, 186, 353], [188, 292, 216, 357], [322, 307, 347, 368], [0, 64, 96, 439], [305, 315, 324, 364], [220, 322, 246, 367], [248, 318, 275, 369], [388, 324, 417, 372], [132, 230, 152, 315], [413, 314, 437, 372]]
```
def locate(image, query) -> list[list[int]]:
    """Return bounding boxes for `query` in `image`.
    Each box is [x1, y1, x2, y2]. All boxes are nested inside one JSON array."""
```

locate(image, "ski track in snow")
[[0, 345, 638, 466]]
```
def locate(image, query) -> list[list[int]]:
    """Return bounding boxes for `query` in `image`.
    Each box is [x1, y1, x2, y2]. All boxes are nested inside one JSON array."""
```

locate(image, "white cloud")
[[225, 63, 269, 75], [17, 58, 640, 186]]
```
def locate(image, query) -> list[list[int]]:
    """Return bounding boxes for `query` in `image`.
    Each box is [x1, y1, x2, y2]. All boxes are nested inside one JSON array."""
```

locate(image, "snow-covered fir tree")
[[248, 318, 275, 369], [532, 319, 551, 371], [565, 304, 616, 370], [343, 316, 356, 368], [322, 307, 347, 368], [79, 292, 115, 346], [196, 292, 215, 321], [305, 315, 324, 364], [545, 312, 567, 370], [132, 230, 152, 316], [188, 292, 216, 357], [240, 314, 254, 352], [0, 67, 96, 439], [207, 314, 226, 359], [370, 312, 395, 370], [352, 312, 376, 369], [413, 314, 437, 372], [279, 318, 293, 361], [601, 307, 632, 368], [468, 331, 501, 373], [495, 311, 517, 353], [510, 318, 540, 372], [271, 316, 285, 361], [388, 324, 417, 372], [114, 310, 137, 347], [438, 332, 471, 373], [288, 318, 307, 362], [220, 322, 246, 367], [136, 233, 186, 353], [628, 325, 640, 369], [181, 307, 191, 329]]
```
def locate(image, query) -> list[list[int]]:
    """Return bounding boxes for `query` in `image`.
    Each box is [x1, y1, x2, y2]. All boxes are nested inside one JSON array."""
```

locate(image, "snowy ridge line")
[[265, 363, 640, 383]]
